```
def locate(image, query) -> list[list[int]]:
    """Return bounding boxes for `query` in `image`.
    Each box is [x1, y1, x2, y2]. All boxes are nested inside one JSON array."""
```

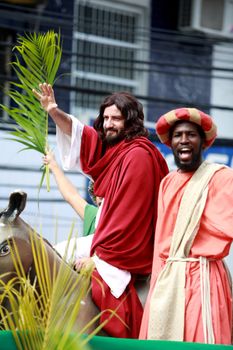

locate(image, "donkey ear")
[[9, 191, 27, 216], [0, 190, 27, 221]]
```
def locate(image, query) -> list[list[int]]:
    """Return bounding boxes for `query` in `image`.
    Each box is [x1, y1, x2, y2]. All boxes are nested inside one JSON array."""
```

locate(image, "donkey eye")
[[0, 243, 10, 256]]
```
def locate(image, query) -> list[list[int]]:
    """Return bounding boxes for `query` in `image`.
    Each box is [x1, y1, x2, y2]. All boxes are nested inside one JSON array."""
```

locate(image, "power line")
[[0, 1, 232, 119], [0, 164, 79, 175], [1, 83, 233, 118], [0, 2, 232, 46], [0, 196, 66, 203]]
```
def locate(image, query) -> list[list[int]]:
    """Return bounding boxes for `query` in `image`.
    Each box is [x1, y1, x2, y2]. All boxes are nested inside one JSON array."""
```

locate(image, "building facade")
[[0, 0, 233, 243]]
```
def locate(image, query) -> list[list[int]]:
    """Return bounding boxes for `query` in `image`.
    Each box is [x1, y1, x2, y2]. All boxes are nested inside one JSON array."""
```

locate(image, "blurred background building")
[[0, 0, 233, 247]]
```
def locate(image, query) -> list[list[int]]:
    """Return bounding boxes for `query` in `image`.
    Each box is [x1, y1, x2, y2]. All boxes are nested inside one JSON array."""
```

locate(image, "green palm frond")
[[0, 230, 95, 350], [0, 225, 127, 350], [0, 30, 62, 191]]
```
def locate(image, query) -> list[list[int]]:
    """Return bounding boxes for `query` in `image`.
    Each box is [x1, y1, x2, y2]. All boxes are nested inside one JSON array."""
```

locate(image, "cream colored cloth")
[[56, 114, 84, 171], [148, 161, 225, 343]]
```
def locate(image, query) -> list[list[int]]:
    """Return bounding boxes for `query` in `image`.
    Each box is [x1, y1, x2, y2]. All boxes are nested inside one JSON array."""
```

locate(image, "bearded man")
[[140, 107, 233, 344], [33, 83, 168, 338]]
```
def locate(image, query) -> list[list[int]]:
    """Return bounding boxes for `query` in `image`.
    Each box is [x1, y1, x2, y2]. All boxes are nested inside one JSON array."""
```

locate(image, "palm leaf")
[[0, 229, 126, 350], [0, 229, 95, 350], [0, 30, 62, 191]]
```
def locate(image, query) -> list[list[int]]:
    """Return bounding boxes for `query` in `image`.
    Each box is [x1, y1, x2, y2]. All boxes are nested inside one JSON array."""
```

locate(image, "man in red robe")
[[33, 83, 168, 337]]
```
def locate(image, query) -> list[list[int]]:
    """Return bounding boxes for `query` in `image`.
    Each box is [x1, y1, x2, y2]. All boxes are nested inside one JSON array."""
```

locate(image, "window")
[[71, 0, 149, 117]]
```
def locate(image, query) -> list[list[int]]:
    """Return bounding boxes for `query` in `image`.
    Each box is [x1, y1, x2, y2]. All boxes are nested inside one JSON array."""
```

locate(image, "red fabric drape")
[[81, 125, 168, 337], [92, 270, 143, 338]]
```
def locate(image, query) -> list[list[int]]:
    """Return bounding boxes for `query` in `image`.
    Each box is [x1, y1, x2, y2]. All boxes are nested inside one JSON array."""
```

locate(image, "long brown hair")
[[93, 91, 149, 141]]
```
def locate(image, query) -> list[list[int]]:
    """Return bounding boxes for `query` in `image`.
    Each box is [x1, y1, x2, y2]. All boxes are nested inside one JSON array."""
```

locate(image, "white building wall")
[[0, 130, 85, 244], [211, 44, 233, 139], [210, 43, 233, 273]]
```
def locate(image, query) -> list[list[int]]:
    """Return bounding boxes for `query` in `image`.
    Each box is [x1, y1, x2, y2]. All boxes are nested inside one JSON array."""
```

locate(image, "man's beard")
[[103, 129, 125, 146], [173, 147, 203, 172]]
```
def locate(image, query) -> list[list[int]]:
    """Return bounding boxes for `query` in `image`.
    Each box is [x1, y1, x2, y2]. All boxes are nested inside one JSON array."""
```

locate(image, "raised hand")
[[32, 83, 58, 113]]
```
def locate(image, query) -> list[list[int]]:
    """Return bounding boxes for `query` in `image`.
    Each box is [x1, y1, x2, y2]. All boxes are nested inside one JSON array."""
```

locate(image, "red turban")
[[156, 107, 217, 149]]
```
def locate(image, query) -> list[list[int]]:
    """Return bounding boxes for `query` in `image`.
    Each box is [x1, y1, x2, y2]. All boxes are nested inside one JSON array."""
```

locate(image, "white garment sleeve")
[[54, 233, 131, 298], [54, 235, 94, 263], [94, 198, 104, 229], [92, 255, 131, 299], [56, 114, 84, 171]]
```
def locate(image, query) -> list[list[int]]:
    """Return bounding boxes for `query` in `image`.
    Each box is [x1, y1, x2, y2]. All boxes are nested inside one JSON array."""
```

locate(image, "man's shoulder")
[[123, 143, 158, 161], [125, 138, 160, 154], [119, 145, 155, 174], [213, 164, 233, 178], [203, 164, 233, 197], [161, 170, 177, 182], [127, 145, 150, 154]]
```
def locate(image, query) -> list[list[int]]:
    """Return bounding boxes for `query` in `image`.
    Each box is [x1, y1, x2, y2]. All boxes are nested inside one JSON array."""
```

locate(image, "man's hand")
[[42, 150, 58, 172], [32, 83, 58, 113], [74, 257, 95, 273]]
